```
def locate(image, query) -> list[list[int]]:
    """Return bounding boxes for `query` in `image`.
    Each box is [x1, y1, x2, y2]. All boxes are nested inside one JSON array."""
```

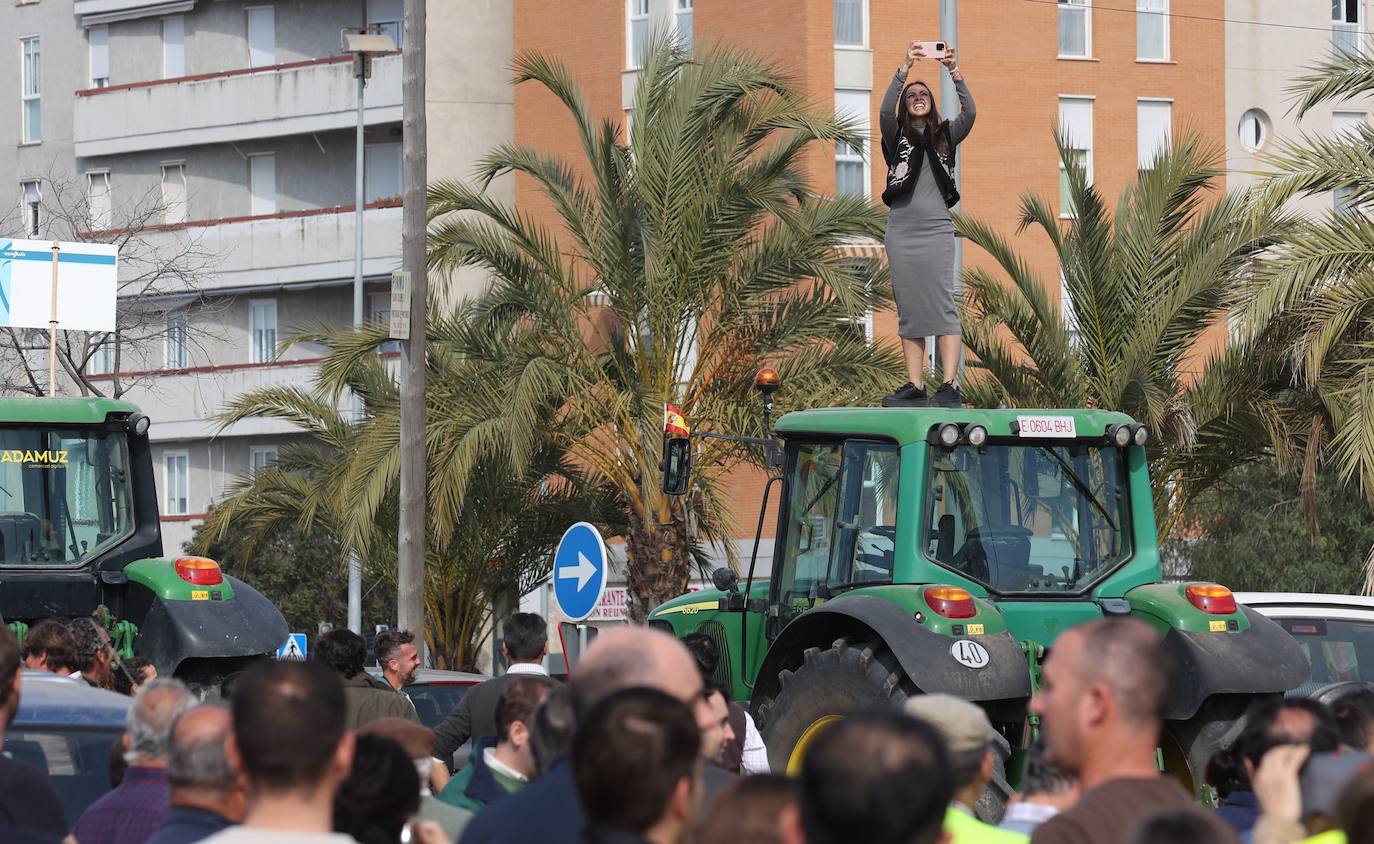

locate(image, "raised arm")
[[881, 40, 921, 145], [942, 48, 976, 144]]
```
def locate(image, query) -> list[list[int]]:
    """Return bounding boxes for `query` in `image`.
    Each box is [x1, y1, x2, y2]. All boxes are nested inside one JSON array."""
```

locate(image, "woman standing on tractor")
[[879, 39, 975, 408]]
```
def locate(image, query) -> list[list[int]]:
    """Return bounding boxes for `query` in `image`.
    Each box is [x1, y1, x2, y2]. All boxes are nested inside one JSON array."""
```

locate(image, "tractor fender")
[[133, 575, 289, 678], [1160, 606, 1309, 721], [752, 595, 1031, 707]]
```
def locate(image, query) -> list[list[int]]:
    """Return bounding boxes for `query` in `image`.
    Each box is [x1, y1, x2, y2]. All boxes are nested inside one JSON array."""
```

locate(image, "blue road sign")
[[553, 522, 608, 623], [276, 633, 308, 661]]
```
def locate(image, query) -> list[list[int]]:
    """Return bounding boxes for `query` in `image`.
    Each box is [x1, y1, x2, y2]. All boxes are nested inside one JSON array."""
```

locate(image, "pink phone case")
[[915, 41, 947, 60]]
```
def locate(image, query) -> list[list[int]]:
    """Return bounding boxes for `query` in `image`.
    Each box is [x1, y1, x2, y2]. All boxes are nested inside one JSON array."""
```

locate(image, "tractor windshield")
[[925, 442, 1130, 593], [0, 428, 134, 567]]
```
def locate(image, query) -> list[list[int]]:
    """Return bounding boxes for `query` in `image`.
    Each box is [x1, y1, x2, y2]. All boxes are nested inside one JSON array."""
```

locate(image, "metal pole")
[[940, 0, 965, 379], [47, 241, 59, 397], [348, 60, 367, 635], [396, 0, 428, 639]]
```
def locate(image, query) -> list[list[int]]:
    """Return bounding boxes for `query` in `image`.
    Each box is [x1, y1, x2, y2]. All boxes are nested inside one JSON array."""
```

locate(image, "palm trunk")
[[623, 507, 694, 623]]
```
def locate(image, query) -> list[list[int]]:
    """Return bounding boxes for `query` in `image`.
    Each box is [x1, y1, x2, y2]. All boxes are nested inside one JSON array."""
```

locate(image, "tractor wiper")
[[1037, 446, 1116, 530]]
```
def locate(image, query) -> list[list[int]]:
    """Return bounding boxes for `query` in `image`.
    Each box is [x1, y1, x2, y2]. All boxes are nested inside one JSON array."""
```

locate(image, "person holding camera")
[[880, 39, 975, 408]]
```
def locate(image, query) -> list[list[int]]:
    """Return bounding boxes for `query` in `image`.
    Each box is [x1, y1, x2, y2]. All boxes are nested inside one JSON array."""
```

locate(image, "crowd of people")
[[2, 613, 1374, 844]]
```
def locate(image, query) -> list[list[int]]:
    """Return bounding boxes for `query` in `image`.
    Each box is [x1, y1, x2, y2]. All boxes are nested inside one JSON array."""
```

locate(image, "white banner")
[[0, 239, 118, 333]]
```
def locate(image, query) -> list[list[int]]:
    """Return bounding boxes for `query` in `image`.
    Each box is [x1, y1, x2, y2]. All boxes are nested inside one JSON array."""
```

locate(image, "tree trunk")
[[623, 507, 694, 623]]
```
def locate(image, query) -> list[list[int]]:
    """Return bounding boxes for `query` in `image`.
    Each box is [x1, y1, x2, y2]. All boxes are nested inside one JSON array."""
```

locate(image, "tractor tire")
[[1162, 695, 1255, 798], [756, 637, 915, 775]]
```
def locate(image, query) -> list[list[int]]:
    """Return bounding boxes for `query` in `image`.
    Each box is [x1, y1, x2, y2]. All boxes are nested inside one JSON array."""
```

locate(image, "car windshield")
[[6, 725, 124, 827], [0, 427, 134, 567], [404, 682, 473, 729], [925, 443, 1130, 593], [1277, 618, 1374, 694]]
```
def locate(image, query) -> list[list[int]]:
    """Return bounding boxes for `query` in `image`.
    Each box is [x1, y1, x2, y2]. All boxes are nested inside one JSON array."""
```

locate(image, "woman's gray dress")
[[880, 72, 975, 339]]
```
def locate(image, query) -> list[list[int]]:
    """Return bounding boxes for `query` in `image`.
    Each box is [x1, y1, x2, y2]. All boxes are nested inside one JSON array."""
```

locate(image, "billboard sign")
[[0, 239, 118, 333]]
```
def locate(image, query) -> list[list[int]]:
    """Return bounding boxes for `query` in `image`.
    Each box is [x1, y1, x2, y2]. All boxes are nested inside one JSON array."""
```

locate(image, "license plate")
[[1016, 415, 1077, 438]]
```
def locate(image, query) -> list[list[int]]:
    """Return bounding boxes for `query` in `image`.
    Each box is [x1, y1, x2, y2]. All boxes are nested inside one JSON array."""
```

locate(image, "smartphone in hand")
[[915, 40, 947, 60]]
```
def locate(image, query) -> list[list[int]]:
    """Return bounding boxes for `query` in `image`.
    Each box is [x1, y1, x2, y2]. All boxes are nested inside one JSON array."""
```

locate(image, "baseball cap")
[[903, 694, 996, 755], [1301, 747, 1374, 819]]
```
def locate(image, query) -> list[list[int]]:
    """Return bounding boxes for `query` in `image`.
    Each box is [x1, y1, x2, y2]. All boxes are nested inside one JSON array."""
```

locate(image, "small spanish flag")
[[664, 403, 692, 438]]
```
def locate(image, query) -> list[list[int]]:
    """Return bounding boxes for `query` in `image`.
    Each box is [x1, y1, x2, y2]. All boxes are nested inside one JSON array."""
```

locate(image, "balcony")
[[129, 202, 403, 294], [74, 53, 401, 158]]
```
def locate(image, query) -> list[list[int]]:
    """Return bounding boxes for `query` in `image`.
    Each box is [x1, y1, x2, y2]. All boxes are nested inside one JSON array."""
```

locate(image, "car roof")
[[14, 670, 131, 727], [1236, 592, 1374, 620], [366, 667, 489, 685]]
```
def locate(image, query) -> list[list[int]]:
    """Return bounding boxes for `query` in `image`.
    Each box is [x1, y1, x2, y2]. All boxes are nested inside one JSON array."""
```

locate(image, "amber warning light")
[[924, 586, 977, 619], [1185, 583, 1236, 615], [175, 557, 224, 586]]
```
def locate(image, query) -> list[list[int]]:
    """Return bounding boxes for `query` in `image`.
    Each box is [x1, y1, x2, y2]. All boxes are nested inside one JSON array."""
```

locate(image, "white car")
[[1234, 592, 1374, 699]]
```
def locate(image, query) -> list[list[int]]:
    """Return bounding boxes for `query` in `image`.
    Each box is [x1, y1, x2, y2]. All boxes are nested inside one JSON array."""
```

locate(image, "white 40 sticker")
[[950, 639, 990, 669]]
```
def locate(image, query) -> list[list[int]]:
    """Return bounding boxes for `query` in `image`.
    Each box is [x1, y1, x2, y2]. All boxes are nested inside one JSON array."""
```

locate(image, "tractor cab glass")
[[925, 442, 1129, 593], [0, 428, 135, 567], [774, 440, 899, 624]]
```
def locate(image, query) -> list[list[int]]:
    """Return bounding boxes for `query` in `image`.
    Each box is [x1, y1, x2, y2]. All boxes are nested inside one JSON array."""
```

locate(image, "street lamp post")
[[342, 29, 395, 634], [940, 0, 964, 379]]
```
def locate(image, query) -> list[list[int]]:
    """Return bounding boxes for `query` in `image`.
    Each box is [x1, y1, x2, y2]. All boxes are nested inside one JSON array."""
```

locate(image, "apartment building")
[[1226, 0, 1373, 213], [5, 0, 512, 552], [509, 0, 1226, 624]]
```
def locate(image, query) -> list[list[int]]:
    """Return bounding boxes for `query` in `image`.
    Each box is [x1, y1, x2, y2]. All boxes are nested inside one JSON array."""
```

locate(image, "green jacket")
[[341, 672, 420, 732], [436, 739, 526, 812], [945, 806, 1028, 844]]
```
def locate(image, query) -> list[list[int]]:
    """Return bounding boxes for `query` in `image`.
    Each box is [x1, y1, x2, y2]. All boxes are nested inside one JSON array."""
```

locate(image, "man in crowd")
[[459, 626, 714, 844], [999, 741, 1079, 836], [434, 612, 550, 767], [375, 629, 422, 696], [573, 688, 703, 844], [74, 679, 198, 844], [21, 620, 77, 676], [146, 704, 246, 844], [0, 626, 69, 843], [314, 628, 419, 731], [200, 660, 359, 844], [791, 710, 953, 844], [1029, 618, 1233, 844], [682, 633, 769, 773], [361, 717, 473, 842], [439, 676, 550, 811], [70, 617, 115, 689], [702, 684, 737, 771], [1334, 690, 1374, 755], [903, 694, 1025, 843]]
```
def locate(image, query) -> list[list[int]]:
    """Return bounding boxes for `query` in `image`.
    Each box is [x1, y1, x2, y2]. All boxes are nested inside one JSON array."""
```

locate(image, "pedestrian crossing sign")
[[276, 633, 308, 661]]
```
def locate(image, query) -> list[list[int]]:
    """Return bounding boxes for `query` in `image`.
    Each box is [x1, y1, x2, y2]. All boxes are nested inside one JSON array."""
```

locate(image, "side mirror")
[[711, 566, 739, 593], [661, 437, 692, 496]]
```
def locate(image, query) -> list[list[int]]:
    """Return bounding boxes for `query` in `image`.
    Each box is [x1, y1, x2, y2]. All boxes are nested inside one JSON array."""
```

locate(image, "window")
[[926, 443, 1130, 593], [87, 171, 111, 230], [164, 310, 189, 369], [21, 37, 40, 143], [250, 299, 277, 363], [839, 261, 876, 344], [89, 25, 109, 87], [835, 89, 871, 198], [246, 5, 275, 68], [1334, 0, 1361, 56], [164, 452, 189, 515], [1239, 108, 1270, 152], [20, 179, 40, 237], [159, 162, 187, 225], [834, 0, 866, 47], [1334, 111, 1365, 213], [364, 143, 402, 202], [1058, 0, 1090, 58], [1137, 0, 1168, 60], [369, 291, 400, 353], [774, 440, 899, 626], [249, 445, 278, 475], [1058, 97, 1093, 217], [1060, 268, 1079, 343], [248, 153, 276, 216], [676, 0, 693, 52], [88, 333, 114, 375], [627, 0, 648, 68], [1137, 99, 1171, 173], [162, 16, 185, 78], [367, 0, 403, 48]]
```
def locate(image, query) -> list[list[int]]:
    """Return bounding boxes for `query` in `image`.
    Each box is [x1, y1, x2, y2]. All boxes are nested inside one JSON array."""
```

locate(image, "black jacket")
[[432, 670, 553, 768], [0, 753, 68, 841]]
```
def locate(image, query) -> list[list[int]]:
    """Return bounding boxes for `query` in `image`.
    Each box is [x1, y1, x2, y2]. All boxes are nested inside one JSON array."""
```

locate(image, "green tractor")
[[650, 390, 1306, 808], [0, 397, 288, 691]]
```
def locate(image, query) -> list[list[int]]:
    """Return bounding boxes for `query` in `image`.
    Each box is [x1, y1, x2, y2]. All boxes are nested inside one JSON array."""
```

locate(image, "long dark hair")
[[898, 80, 951, 159]]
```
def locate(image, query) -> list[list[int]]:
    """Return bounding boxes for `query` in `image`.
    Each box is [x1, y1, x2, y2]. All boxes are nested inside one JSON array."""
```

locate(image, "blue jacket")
[[459, 756, 583, 844], [438, 737, 524, 812], [1216, 790, 1259, 843], [144, 807, 233, 844]]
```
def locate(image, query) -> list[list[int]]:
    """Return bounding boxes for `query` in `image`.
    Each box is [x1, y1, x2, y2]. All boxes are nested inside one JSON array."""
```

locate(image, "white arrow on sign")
[[559, 551, 597, 591]]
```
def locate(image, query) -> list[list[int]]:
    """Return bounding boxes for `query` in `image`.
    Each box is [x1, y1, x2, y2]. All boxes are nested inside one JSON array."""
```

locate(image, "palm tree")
[[426, 35, 903, 620], [1232, 52, 1374, 592], [194, 316, 623, 668], [954, 133, 1293, 538]]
